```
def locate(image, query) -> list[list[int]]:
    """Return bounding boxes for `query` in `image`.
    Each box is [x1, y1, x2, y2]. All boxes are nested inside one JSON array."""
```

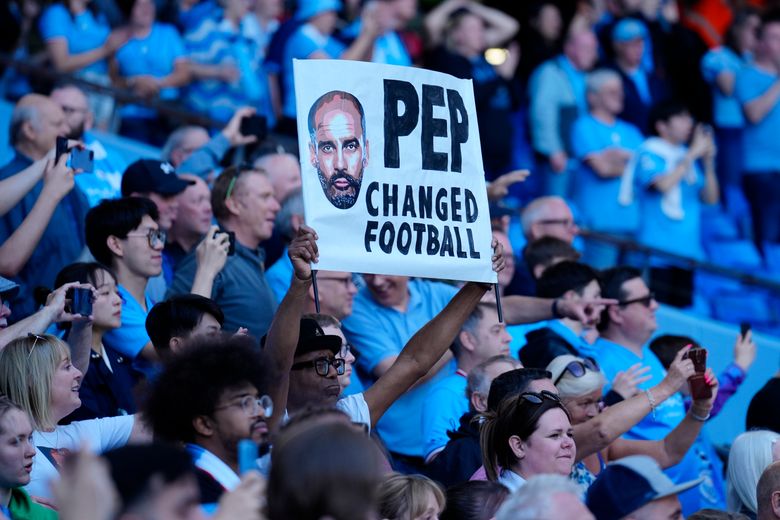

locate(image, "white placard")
[[294, 59, 495, 283]]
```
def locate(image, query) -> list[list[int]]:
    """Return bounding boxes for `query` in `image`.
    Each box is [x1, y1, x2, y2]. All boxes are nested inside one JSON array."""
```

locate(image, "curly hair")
[[142, 334, 269, 443]]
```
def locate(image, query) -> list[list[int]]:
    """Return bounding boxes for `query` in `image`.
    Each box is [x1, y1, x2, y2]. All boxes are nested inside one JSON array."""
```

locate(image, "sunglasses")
[[617, 292, 655, 308], [27, 333, 46, 360], [553, 358, 600, 386], [291, 356, 346, 377], [518, 390, 562, 405]]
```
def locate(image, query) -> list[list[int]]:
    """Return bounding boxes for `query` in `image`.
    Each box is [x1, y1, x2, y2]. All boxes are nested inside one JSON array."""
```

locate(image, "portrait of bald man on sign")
[[307, 91, 369, 210]]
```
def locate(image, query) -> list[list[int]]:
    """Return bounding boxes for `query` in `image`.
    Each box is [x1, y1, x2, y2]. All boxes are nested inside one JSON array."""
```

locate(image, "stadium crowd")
[[0, 0, 780, 518]]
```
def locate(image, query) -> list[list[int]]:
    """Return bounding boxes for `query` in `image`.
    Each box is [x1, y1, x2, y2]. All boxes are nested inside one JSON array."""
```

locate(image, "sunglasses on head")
[[553, 357, 600, 386], [518, 390, 561, 406]]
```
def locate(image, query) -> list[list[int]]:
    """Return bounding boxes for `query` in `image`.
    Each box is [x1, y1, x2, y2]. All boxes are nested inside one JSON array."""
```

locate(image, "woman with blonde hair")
[[378, 473, 446, 520], [547, 353, 719, 490], [0, 333, 148, 502], [727, 430, 780, 517]]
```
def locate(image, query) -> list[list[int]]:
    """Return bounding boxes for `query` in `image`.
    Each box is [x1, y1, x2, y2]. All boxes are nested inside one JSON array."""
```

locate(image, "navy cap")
[[294, 318, 342, 357], [612, 18, 648, 42], [121, 159, 194, 197], [586, 455, 702, 520], [0, 276, 19, 301]]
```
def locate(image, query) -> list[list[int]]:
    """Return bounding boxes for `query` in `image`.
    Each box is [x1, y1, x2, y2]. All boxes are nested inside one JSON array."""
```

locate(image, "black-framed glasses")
[[125, 229, 167, 248], [518, 390, 561, 405], [553, 357, 600, 386], [291, 357, 346, 377], [338, 342, 352, 359], [317, 276, 355, 290], [27, 333, 46, 360], [214, 394, 273, 417], [618, 292, 655, 308]]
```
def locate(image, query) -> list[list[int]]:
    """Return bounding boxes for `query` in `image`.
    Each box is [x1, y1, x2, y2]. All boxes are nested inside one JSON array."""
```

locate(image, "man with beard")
[[307, 91, 368, 210], [50, 83, 129, 207]]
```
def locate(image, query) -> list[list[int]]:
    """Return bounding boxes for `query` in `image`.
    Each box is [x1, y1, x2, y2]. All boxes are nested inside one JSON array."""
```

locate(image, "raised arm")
[[0, 156, 49, 216], [607, 369, 718, 467], [502, 294, 616, 328], [743, 79, 780, 124], [362, 240, 505, 426], [573, 346, 694, 460], [261, 226, 317, 430]]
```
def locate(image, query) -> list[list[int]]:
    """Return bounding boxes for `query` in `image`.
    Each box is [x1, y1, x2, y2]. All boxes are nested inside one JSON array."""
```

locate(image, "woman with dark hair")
[[54, 262, 140, 423], [480, 390, 575, 492], [441, 481, 508, 520]]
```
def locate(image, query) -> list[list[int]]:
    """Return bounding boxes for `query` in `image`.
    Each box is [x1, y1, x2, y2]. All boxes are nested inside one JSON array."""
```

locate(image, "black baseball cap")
[[294, 318, 342, 357], [121, 159, 194, 197]]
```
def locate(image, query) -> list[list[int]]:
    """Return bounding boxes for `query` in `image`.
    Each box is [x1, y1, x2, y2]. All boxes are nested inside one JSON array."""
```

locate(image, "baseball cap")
[[0, 276, 19, 301], [294, 318, 342, 357], [121, 159, 194, 197], [296, 0, 342, 21], [612, 18, 648, 42], [586, 455, 703, 520]]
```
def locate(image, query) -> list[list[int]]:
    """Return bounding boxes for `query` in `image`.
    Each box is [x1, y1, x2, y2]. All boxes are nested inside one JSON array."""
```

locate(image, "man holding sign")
[[308, 91, 369, 210]]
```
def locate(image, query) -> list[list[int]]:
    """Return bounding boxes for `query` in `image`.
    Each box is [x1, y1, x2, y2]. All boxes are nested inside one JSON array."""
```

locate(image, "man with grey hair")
[[520, 196, 579, 244], [497, 474, 595, 520], [426, 355, 520, 486], [570, 68, 644, 268], [161, 125, 210, 167], [0, 94, 90, 320], [758, 461, 780, 520]]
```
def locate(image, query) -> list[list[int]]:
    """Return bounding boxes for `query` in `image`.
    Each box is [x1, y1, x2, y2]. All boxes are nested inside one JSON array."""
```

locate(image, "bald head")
[[758, 461, 780, 520], [50, 84, 92, 140], [521, 196, 578, 244], [254, 153, 302, 204], [162, 126, 210, 167], [10, 94, 68, 159]]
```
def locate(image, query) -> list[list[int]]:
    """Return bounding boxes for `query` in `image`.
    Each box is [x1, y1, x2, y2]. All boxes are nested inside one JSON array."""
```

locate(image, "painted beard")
[[317, 163, 363, 209]]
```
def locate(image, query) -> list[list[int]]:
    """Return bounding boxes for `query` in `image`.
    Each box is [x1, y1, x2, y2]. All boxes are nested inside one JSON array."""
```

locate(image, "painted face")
[[310, 95, 367, 209], [0, 409, 35, 488], [516, 407, 575, 478], [91, 269, 122, 331], [50, 355, 83, 421]]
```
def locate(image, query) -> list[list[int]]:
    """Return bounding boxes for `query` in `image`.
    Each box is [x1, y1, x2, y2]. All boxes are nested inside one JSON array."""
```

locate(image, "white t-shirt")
[[335, 393, 371, 430], [26, 415, 134, 499]]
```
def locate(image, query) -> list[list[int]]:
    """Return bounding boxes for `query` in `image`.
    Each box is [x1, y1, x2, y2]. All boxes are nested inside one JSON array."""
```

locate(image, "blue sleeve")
[[700, 50, 729, 83], [422, 382, 466, 459], [103, 308, 150, 359], [176, 133, 230, 180], [40, 5, 71, 41], [570, 118, 600, 158], [287, 31, 321, 60], [164, 25, 187, 62], [734, 68, 763, 104], [634, 150, 667, 187], [342, 302, 398, 375]]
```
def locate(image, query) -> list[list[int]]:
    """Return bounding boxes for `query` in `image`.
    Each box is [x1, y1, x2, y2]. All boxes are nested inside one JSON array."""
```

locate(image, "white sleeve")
[[69, 415, 135, 453], [335, 393, 371, 432]]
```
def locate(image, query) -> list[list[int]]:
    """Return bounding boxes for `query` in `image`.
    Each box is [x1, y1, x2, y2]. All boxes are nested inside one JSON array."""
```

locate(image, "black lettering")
[[397, 223, 412, 255], [426, 225, 440, 255], [379, 222, 395, 254], [467, 228, 480, 259], [364, 221, 379, 252], [383, 183, 399, 217], [451, 187, 462, 222], [401, 185, 416, 218], [447, 89, 468, 173], [384, 80, 419, 169], [418, 185, 432, 220], [421, 84, 448, 171], [366, 182, 379, 217], [413, 223, 426, 254], [454, 226, 467, 258], [465, 189, 478, 223], [435, 188, 448, 221], [440, 226, 454, 257]]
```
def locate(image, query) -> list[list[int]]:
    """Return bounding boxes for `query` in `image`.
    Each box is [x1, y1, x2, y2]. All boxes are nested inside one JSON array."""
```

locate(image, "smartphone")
[[56, 136, 69, 163], [70, 147, 94, 173], [741, 322, 752, 339], [226, 231, 236, 256], [240, 115, 267, 141], [67, 287, 93, 316], [237, 439, 258, 475]]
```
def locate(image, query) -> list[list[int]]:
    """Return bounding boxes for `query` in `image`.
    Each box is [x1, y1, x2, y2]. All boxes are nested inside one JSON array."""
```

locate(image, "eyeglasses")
[[291, 357, 346, 377], [27, 333, 46, 360], [518, 390, 562, 405], [553, 358, 600, 386], [338, 342, 352, 359], [317, 277, 355, 290], [214, 394, 273, 417], [537, 218, 576, 228], [618, 292, 655, 308], [125, 229, 167, 248]]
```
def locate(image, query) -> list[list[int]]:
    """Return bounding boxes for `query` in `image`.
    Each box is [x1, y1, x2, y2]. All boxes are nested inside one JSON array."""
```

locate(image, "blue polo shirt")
[[0, 153, 90, 321], [115, 23, 186, 119], [735, 64, 780, 172], [342, 279, 458, 457], [281, 23, 345, 118], [103, 285, 156, 376], [633, 147, 705, 264], [570, 114, 643, 233], [701, 47, 747, 128], [587, 337, 725, 515], [421, 370, 468, 459], [39, 4, 110, 76]]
